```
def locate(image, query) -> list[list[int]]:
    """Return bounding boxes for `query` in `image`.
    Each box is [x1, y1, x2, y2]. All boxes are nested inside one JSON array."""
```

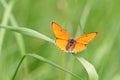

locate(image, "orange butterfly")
[[52, 22, 98, 53]]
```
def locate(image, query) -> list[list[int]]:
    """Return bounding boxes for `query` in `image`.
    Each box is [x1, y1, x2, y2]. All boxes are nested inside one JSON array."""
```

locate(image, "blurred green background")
[[0, 0, 120, 80]]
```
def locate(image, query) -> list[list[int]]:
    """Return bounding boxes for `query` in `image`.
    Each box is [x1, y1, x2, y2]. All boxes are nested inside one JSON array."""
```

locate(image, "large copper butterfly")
[[52, 22, 98, 53]]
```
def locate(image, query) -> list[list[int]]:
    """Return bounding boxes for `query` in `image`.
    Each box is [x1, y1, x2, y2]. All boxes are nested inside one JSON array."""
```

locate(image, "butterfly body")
[[66, 38, 76, 52], [52, 22, 98, 53]]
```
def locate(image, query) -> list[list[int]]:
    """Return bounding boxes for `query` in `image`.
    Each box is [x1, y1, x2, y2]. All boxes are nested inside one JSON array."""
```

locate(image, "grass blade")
[[0, 25, 54, 43], [80, 0, 93, 29], [0, 0, 16, 55], [1, 0, 26, 56], [74, 54, 99, 80], [12, 53, 83, 80], [0, 0, 30, 78]]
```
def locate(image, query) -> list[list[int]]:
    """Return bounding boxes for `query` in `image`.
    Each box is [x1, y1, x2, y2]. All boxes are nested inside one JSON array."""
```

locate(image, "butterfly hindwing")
[[72, 42, 86, 53], [55, 39, 68, 52]]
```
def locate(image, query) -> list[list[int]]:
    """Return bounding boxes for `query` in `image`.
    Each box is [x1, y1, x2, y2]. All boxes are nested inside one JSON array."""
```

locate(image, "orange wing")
[[52, 22, 70, 40], [72, 32, 98, 53], [52, 22, 71, 51], [72, 43, 86, 53], [55, 39, 68, 52]]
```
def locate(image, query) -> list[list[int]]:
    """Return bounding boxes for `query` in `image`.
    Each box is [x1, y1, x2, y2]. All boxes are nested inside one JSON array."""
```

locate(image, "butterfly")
[[52, 22, 98, 53]]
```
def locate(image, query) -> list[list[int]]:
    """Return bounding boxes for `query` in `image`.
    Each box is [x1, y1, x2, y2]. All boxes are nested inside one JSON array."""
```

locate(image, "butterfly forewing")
[[76, 32, 98, 45], [52, 22, 70, 40]]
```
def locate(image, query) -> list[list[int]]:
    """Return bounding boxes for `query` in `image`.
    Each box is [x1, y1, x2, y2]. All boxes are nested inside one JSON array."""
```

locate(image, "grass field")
[[0, 0, 120, 80]]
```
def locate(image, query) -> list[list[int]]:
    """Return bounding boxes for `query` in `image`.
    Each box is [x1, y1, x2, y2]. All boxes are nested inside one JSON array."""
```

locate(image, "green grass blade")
[[1, 0, 26, 55], [1, 0, 30, 78], [64, 56, 75, 80], [12, 55, 26, 80], [80, 0, 93, 29], [12, 53, 83, 80], [0, 0, 16, 55], [74, 54, 99, 80], [0, 25, 54, 43]]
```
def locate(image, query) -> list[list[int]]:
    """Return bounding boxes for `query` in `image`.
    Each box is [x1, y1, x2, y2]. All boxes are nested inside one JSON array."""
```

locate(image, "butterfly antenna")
[[83, 31, 86, 34], [72, 53, 75, 55]]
